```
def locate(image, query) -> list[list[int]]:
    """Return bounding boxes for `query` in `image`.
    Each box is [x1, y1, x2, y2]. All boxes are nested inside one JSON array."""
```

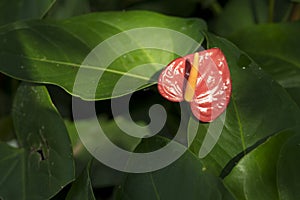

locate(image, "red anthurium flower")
[[157, 48, 231, 122]]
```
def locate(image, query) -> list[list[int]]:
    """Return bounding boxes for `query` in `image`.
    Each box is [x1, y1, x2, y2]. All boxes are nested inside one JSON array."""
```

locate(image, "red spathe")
[[157, 48, 232, 122]]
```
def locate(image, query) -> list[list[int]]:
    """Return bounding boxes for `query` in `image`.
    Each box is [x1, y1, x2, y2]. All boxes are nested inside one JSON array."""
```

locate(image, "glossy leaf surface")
[[0, 11, 206, 100], [230, 22, 300, 88], [224, 129, 300, 200], [0, 0, 55, 26], [188, 32, 300, 175], [117, 137, 234, 200], [210, 0, 293, 37], [0, 83, 74, 200], [66, 161, 95, 200]]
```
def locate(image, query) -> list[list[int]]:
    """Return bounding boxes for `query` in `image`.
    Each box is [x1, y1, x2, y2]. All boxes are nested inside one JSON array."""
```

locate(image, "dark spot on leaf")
[[36, 149, 46, 161]]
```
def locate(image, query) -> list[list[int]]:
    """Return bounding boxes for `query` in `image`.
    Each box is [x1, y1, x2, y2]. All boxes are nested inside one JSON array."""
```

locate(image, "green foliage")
[[0, 0, 55, 26], [0, 11, 205, 100], [117, 137, 235, 199], [0, 83, 74, 200], [66, 161, 95, 200], [224, 128, 300, 199], [189, 31, 300, 175], [0, 0, 300, 199]]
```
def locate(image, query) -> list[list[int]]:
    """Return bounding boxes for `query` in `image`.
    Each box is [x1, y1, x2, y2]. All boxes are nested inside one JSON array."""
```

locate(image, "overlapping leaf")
[[0, 0, 55, 26], [0, 83, 74, 200], [229, 22, 300, 88], [66, 161, 95, 200], [0, 11, 206, 100], [117, 137, 234, 200], [224, 128, 300, 200], [189, 32, 300, 175], [209, 0, 293, 36]]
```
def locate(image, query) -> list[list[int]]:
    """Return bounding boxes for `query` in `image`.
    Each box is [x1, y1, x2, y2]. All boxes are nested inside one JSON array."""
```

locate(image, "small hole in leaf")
[[36, 149, 46, 160]]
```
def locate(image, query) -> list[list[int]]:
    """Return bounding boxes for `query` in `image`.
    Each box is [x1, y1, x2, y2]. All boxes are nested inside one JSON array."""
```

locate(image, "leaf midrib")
[[4, 52, 152, 81], [231, 96, 247, 151]]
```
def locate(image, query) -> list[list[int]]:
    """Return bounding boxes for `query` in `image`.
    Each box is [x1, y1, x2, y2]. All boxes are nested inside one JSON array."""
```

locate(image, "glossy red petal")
[[157, 57, 186, 102], [190, 48, 231, 122]]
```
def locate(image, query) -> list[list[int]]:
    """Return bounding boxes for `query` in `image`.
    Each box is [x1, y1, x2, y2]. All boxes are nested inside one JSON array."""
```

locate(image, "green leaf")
[[0, 11, 206, 100], [277, 131, 300, 199], [66, 161, 96, 200], [229, 22, 300, 88], [0, 115, 14, 141], [66, 116, 142, 159], [209, 0, 266, 36], [65, 116, 142, 187], [0, 0, 55, 26], [286, 87, 300, 108], [117, 137, 235, 200], [127, 0, 198, 17], [224, 129, 300, 200], [46, 0, 90, 19], [209, 0, 292, 36], [0, 83, 74, 200], [189, 32, 300, 175]]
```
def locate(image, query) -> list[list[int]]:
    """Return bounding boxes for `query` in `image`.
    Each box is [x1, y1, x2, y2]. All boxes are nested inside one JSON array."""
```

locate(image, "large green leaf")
[[46, 0, 90, 19], [286, 87, 300, 107], [209, 0, 262, 36], [229, 22, 300, 88], [65, 115, 142, 187], [66, 161, 95, 200], [224, 129, 300, 200], [126, 0, 198, 17], [117, 137, 235, 200], [0, 11, 206, 100], [0, 0, 55, 26], [189, 32, 300, 175], [277, 132, 300, 199], [209, 0, 292, 36], [66, 116, 141, 160], [0, 83, 74, 200]]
